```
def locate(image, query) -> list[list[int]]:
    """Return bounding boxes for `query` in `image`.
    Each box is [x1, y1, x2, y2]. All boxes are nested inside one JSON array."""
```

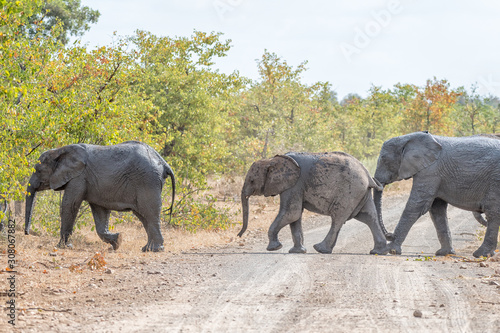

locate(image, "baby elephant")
[[238, 152, 388, 254]]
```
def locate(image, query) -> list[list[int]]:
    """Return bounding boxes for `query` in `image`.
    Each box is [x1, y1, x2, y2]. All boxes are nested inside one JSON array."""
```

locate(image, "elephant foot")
[[370, 247, 389, 255], [56, 240, 73, 249], [370, 240, 389, 255], [110, 233, 123, 251], [289, 246, 307, 254], [435, 247, 455, 256], [267, 241, 283, 251], [313, 242, 333, 254], [473, 246, 495, 258], [387, 242, 401, 255], [142, 242, 165, 252]]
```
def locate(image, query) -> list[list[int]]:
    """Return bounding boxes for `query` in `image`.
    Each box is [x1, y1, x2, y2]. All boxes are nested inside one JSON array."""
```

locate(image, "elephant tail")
[[368, 177, 384, 191], [163, 163, 176, 222]]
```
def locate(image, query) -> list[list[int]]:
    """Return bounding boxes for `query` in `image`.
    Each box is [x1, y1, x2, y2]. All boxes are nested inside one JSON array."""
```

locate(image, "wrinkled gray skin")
[[25, 141, 175, 252], [374, 131, 500, 258], [239, 152, 388, 254]]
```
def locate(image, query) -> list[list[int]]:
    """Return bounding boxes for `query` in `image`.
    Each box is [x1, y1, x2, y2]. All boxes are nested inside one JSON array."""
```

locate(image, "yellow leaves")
[[87, 252, 107, 271]]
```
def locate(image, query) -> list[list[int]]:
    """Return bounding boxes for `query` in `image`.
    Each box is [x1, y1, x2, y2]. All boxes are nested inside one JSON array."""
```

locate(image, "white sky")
[[79, 0, 500, 100]]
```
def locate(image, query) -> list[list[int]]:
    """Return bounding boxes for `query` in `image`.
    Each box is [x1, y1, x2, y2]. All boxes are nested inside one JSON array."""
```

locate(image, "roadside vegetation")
[[1, 0, 499, 237]]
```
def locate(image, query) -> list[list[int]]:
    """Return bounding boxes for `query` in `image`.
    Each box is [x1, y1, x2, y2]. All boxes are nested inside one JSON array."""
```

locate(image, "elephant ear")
[[263, 155, 301, 197], [49, 144, 88, 190], [399, 133, 442, 179]]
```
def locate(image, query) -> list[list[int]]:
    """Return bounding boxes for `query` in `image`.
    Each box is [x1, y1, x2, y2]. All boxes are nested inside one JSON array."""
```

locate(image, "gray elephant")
[[24, 141, 175, 252], [374, 131, 500, 258], [238, 152, 388, 254]]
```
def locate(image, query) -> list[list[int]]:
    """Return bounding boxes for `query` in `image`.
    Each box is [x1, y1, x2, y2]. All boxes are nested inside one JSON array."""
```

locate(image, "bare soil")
[[2, 181, 500, 332]]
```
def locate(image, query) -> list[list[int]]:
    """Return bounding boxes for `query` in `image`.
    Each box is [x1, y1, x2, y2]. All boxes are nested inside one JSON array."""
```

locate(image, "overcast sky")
[[79, 0, 500, 100]]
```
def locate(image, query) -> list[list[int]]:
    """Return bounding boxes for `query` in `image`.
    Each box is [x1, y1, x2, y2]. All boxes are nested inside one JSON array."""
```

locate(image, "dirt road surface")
[[7, 194, 500, 332]]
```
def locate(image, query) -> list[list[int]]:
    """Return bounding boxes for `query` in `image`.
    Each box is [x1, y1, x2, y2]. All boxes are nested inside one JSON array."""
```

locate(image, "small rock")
[[488, 281, 499, 286], [489, 253, 500, 262], [413, 310, 423, 318], [479, 262, 488, 268], [459, 265, 467, 269], [105, 268, 113, 274], [49, 253, 57, 257]]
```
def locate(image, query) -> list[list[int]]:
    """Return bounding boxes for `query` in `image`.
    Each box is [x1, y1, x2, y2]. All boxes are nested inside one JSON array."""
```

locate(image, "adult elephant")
[[238, 152, 388, 255], [374, 131, 500, 258], [24, 141, 175, 252]]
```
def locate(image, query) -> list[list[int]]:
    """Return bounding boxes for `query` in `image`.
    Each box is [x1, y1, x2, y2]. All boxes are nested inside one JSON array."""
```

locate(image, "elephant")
[[24, 141, 175, 252], [374, 131, 500, 258], [238, 152, 388, 254]]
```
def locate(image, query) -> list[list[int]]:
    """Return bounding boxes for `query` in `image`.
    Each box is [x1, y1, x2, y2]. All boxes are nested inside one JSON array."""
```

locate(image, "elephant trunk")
[[25, 173, 40, 235], [373, 186, 394, 241], [238, 193, 249, 237]]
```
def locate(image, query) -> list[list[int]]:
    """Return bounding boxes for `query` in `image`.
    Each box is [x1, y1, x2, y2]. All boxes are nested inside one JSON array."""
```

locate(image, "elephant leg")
[[314, 207, 354, 254], [288, 217, 306, 253], [389, 186, 436, 255], [134, 189, 165, 252], [58, 190, 83, 249], [354, 196, 389, 255], [429, 198, 455, 256], [133, 211, 164, 252], [267, 195, 302, 252], [313, 216, 344, 254], [473, 213, 499, 258], [90, 204, 122, 250]]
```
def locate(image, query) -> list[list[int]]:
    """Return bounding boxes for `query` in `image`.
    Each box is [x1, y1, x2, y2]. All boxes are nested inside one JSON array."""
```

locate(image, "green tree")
[[395, 78, 460, 136], [453, 86, 500, 135], [132, 30, 246, 181], [0, 1, 146, 202], [23, 0, 100, 44], [131, 30, 246, 230], [238, 51, 333, 159]]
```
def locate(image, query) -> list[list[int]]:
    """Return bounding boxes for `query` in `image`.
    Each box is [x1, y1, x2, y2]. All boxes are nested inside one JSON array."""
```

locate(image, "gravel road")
[[14, 194, 500, 332]]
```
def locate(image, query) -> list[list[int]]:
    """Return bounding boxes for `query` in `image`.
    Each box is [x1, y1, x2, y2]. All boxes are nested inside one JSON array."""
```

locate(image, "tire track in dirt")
[[197, 255, 312, 333]]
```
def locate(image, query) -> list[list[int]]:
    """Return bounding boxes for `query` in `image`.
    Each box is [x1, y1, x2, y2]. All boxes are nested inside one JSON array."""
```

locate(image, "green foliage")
[[25, 0, 100, 45], [132, 30, 247, 180], [29, 191, 93, 236], [452, 85, 500, 136], [0, 2, 149, 201], [236, 50, 337, 160], [394, 78, 460, 136], [167, 186, 235, 232]]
